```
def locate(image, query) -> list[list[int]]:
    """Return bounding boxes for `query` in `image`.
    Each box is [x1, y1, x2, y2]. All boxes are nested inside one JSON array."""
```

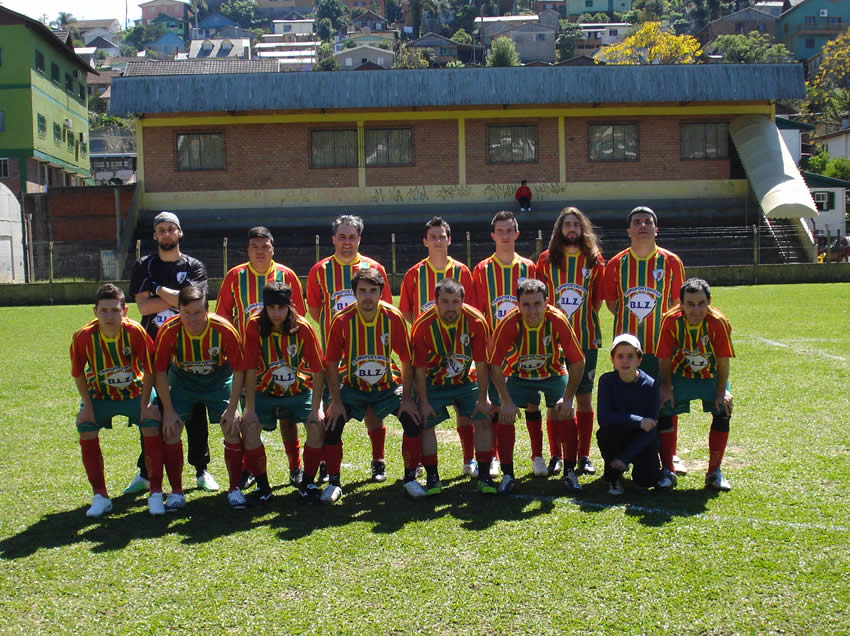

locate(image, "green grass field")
[[1, 284, 849, 633]]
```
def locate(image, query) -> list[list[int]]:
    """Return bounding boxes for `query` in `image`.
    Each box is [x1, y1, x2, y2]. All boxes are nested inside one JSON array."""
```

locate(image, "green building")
[[0, 6, 94, 195], [565, 0, 632, 17], [776, 0, 850, 64]]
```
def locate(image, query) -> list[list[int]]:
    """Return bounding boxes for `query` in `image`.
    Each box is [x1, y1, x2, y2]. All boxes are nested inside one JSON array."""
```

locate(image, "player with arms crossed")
[[471, 210, 538, 479], [411, 278, 495, 495], [241, 283, 327, 503], [537, 207, 605, 479], [217, 226, 307, 487], [70, 284, 168, 517], [323, 268, 421, 502], [400, 216, 477, 476], [128, 211, 216, 495], [307, 215, 393, 481], [153, 285, 246, 510], [657, 278, 735, 491], [603, 206, 686, 478], [489, 279, 586, 493]]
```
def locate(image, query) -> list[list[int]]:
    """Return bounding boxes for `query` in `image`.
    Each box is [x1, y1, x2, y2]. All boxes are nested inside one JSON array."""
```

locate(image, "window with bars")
[[176, 133, 225, 170], [38, 114, 47, 137], [35, 50, 45, 73], [54, 123, 62, 144], [310, 129, 357, 168], [487, 125, 537, 163], [588, 123, 638, 161], [52, 63, 60, 83], [680, 122, 729, 160], [0, 159, 8, 178], [365, 128, 413, 167]]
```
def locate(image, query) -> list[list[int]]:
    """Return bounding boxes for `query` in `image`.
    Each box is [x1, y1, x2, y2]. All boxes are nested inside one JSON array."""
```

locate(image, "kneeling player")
[[70, 284, 167, 517], [154, 285, 245, 510], [324, 268, 420, 503], [489, 279, 585, 493], [597, 334, 673, 495], [242, 283, 326, 503], [658, 278, 735, 491], [411, 278, 494, 496]]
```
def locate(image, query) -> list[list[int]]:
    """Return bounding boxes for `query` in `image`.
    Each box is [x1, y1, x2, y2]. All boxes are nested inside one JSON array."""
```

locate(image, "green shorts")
[[77, 390, 160, 433], [506, 375, 568, 410], [166, 375, 233, 423], [639, 353, 659, 382], [340, 384, 401, 422], [255, 390, 313, 431], [423, 382, 488, 428], [661, 375, 731, 416], [577, 348, 598, 395]]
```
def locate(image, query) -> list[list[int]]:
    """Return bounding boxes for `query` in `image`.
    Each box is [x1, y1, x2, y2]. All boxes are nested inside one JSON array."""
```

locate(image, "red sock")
[[672, 415, 679, 455], [476, 449, 493, 468], [284, 437, 301, 472], [80, 438, 107, 497], [368, 427, 386, 461], [142, 434, 165, 494], [708, 430, 729, 474], [491, 418, 501, 459], [457, 425, 475, 464], [525, 412, 543, 458], [546, 415, 559, 459], [224, 442, 244, 492], [561, 417, 579, 465], [659, 430, 676, 472], [244, 445, 268, 477], [498, 425, 516, 465], [402, 434, 421, 470], [577, 410, 594, 458], [421, 453, 437, 470], [303, 445, 323, 481], [164, 441, 184, 494], [324, 442, 343, 475]]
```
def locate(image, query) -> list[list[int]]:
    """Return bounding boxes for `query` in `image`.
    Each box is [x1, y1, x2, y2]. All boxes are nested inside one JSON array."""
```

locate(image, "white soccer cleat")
[[320, 483, 342, 504], [148, 492, 165, 516], [531, 456, 548, 478], [462, 459, 479, 479], [403, 480, 427, 499], [562, 468, 582, 493], [196, 470, 220, 492], [86, 494, 112, 518], [705, 468, 731, 492], [498, 474, 515, 495], [656, 470, 677, 490], [672, 455, 687, 476], [489, 457, 501, 479], [165, 493, 186, 511], [122, 473, 149, 495], [608, 478, 625, 496]]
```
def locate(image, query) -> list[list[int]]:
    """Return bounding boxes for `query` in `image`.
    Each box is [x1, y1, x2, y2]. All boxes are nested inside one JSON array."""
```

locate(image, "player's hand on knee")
[[419, 400, 436, 424], [716, 390, 733, 417], [141, 401, 161, 423], [499, 402, 519, 426], [162, 410, 183, 439], [473, 398, 492, 419], [76, 404, 95, 428]]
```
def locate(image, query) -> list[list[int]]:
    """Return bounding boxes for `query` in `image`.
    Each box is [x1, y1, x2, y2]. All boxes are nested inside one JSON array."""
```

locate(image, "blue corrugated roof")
[[110, 64, 806, 115]]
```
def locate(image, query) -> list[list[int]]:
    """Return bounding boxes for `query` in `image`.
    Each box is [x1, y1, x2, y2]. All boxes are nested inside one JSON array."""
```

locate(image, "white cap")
[[610, 333, 642, 354]]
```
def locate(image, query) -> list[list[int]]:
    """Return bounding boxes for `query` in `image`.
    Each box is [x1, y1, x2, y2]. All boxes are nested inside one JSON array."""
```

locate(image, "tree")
[[316, 0, 350, 35], [486, 36, 520, 67], [316, 17, 334, 42], [712, 32, 792, 64], [52, 12, 76, 28], [122, 23, 166, 50], [385, 0, 403, 25], [393, 47, 430, 69], [600, 21, 702, 65], [219, 0, 265, 29], [556, 22, 583, 61], [824, 158, 850, 182], [450, 28, 472, 45], [189, 0, 208, 29], [806, 29, 850, 122], [446, 59, 465, 68], [314, 42, 340, 71]]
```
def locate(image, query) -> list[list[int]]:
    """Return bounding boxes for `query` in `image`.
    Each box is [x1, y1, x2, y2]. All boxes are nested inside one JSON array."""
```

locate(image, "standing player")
[[70, 284, 168, 517], [411, 278, 495, 495], [399, 216, 477, 476], [657, 278, 735, 491], [603, 206, 686, 476], [323, 268, 420, 502], [489, 279, 585, 493], [471, 211, 538, 478], [128, 211, 217, 495], [242, 283, 326, 503], [216, 226, 307, 486], [537, 207, 605, 478], [153, 285, 246, 510], [307, 215, 393, 480]]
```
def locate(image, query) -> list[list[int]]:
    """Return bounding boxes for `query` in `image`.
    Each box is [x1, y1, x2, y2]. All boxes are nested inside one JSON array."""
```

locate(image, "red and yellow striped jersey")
[[489, 305, 584, 380], [656, 306, 734, 380], [471, 253, 537, 329], [306, 254, 392, 344], [602, 246, 685, 356], [536, 249, 605, 350], [243, 313, 324, 397], [70, 318, 154, 400], [399, 257, 474, 319], [411, 304, 490, 386], [325, 301, 410, 393], [154, 313, 244, 380], [216, 261, 306, 338]]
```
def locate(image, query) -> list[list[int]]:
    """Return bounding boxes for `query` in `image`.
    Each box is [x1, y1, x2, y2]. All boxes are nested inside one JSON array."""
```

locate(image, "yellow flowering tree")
[[806, 29, 850, 121], [600, 22, 702, 65]]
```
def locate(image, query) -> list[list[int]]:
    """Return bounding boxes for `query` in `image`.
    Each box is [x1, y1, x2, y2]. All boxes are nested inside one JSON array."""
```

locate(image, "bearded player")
[[411, 278, 495, 495], [537, 207, 605, 479]]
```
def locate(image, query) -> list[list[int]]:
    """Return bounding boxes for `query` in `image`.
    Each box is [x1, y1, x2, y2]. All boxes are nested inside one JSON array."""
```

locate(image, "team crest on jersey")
[[287, 344, 298, 358], [380, 333, 390, 346], [581, 268, 591, 279], [122, 346, 132, 357], [354, 355, 388, 385], [587, 369, 595, 383], [652, 268, 664, 281], [557, 284, 585, 318], [518, 355, 546, 371], [543, 335, 551, 347], [445, 355, 467, 378], [702, 334, 710, 346], [685, 354, 709, 372], [626, 287, 660, 323], [460, 334, 469, 346], [271, 364, 297, 390], [177, 272, 187, 284], [208, 346, 220, 357]]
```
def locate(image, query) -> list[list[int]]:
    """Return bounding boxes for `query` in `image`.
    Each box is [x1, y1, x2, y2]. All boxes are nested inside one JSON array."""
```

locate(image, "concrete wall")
[[0, 183, 25, 282]]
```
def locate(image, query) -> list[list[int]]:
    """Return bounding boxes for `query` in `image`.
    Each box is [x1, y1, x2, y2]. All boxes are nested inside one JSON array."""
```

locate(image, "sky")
[[3, 0, 142, 28]]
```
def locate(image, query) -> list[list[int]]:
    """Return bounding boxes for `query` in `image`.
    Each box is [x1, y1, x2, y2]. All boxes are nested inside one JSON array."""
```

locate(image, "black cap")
[[262, 284, 292, 307]]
